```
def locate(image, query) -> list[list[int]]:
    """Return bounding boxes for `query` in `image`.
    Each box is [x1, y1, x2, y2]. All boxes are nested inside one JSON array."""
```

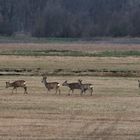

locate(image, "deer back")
[[6, 80, 26, 88], [45, 82, 60, 90], [13, 80, 26, 87], [78, 80, 93, 90], [42, 76, 60, 90], [62, 81, 81, 89]]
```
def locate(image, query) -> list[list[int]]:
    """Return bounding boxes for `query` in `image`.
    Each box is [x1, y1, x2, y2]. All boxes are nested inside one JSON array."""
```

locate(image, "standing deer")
[[41, 76, 61, 95], [78, 79, 93, 96], [62, 80, 82, 95], [5, 80, 28, 94]]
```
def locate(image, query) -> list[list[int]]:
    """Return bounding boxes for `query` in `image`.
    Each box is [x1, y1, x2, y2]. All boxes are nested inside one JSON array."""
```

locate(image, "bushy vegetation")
[[0, 0, 140, 37]]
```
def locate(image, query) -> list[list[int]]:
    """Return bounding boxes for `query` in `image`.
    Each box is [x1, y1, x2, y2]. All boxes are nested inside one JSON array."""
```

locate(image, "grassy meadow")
[[0, 39, 140, 139], [0, 76, 140, 139], [1, 55, 140, 77]]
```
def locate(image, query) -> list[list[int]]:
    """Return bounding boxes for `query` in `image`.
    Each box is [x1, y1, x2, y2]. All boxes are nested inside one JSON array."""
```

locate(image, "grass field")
[[0, 55, 140, 77], [0, 75, 140, 140], [0, 40, 140, 139]]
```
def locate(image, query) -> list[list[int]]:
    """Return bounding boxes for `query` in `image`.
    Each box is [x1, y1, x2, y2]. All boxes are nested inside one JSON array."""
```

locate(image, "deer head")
[[5, 81, 11, 88], [78, 79, 82, 84], [62, 80, 68, 86]]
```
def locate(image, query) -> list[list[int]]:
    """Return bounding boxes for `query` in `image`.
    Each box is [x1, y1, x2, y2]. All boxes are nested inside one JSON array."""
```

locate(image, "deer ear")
[[41, 72, 47, 76], [41, 73, 45, 77]]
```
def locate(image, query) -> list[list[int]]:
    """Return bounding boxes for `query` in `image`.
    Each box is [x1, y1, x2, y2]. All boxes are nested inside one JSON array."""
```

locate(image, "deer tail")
[[23, 81, 27, 87], [90, 85, 94, 88]]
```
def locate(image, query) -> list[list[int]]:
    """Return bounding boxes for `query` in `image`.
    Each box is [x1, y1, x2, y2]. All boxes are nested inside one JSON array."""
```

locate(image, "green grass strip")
[[0, 50, 140, 57]]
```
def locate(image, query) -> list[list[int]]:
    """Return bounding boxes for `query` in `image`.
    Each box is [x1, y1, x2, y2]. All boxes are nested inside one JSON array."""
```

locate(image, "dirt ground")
[[0, 76, 140, 140]]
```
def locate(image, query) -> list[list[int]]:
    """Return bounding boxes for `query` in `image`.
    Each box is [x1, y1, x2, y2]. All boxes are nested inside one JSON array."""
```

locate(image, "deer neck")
[[6, 82, 13, 88], [66, 82, 70, 87], [44, 78, 48, 85]]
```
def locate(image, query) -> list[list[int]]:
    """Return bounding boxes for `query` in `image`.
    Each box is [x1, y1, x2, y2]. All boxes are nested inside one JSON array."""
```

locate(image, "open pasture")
[[0, 41, 140, 139], [0, 55, 140, 76], [0, 76, 140, 139], [0, 39, 140, 52]]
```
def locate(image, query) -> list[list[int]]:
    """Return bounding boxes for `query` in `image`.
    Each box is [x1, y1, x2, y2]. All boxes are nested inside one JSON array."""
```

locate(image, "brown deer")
[[41, 76, 61, 95], [78, 79, 93, 96], [62, 80, 82, 95], [6, 80, 28, 94]]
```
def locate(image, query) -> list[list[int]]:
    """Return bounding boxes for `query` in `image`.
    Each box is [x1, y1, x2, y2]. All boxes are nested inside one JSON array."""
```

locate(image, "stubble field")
[[0, 41, 140, 140]]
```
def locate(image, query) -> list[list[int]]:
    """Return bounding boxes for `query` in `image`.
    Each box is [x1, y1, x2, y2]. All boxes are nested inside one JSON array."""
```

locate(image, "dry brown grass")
[[0, 42, 140, 139], [0, 43, 140, 52], [0, 76, 140, 139], [0, 55, 140, 75]]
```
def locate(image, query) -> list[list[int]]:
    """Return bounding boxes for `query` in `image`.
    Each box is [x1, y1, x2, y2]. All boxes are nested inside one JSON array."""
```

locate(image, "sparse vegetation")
[[0, 76, 140, 139], [0, 42, 139, 139], [1, 49, 140, 57], [0, 55, 140, 76], [0, 0, 140, 139]]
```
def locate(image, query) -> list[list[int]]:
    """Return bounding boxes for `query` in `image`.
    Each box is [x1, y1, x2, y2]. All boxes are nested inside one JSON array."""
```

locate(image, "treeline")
[[0, 0, 140, 37]]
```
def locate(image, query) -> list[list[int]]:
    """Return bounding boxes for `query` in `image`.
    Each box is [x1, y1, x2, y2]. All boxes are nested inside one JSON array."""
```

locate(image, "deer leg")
[[90, 88, 93, 96], [68, 89, 71, 96], [55, 88, 58, 94], [12, 87, 16, 94], [80, 89, 84, 96], [12, 88, 14, 94], [24, 87, 28, 94], [55, 88, 60, 95], [46, 88, 49, 94], [80, 86, 85, 96], [58, 87, 61, 95], [71, 89, 74, 95]]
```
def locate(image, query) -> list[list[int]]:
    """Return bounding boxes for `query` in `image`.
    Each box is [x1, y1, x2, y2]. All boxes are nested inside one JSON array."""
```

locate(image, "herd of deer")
[[5, 75, 94, 96], [6, 76, 140, 96]]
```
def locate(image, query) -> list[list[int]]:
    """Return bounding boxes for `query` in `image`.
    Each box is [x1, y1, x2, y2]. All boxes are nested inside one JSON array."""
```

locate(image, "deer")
[[5, 80, 28, 94], [41, 75, 61, 95], [78, 79, 93, 96], [62, 80, 82, 95]]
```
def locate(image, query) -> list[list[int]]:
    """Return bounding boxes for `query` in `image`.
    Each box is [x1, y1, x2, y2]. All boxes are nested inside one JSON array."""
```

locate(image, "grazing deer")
[[138, 80, 140, 88], [62, 80, 82, 95], [78, 79, 93, 96], [41, 76, 60, 95], [5, 80, 28, 94]]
